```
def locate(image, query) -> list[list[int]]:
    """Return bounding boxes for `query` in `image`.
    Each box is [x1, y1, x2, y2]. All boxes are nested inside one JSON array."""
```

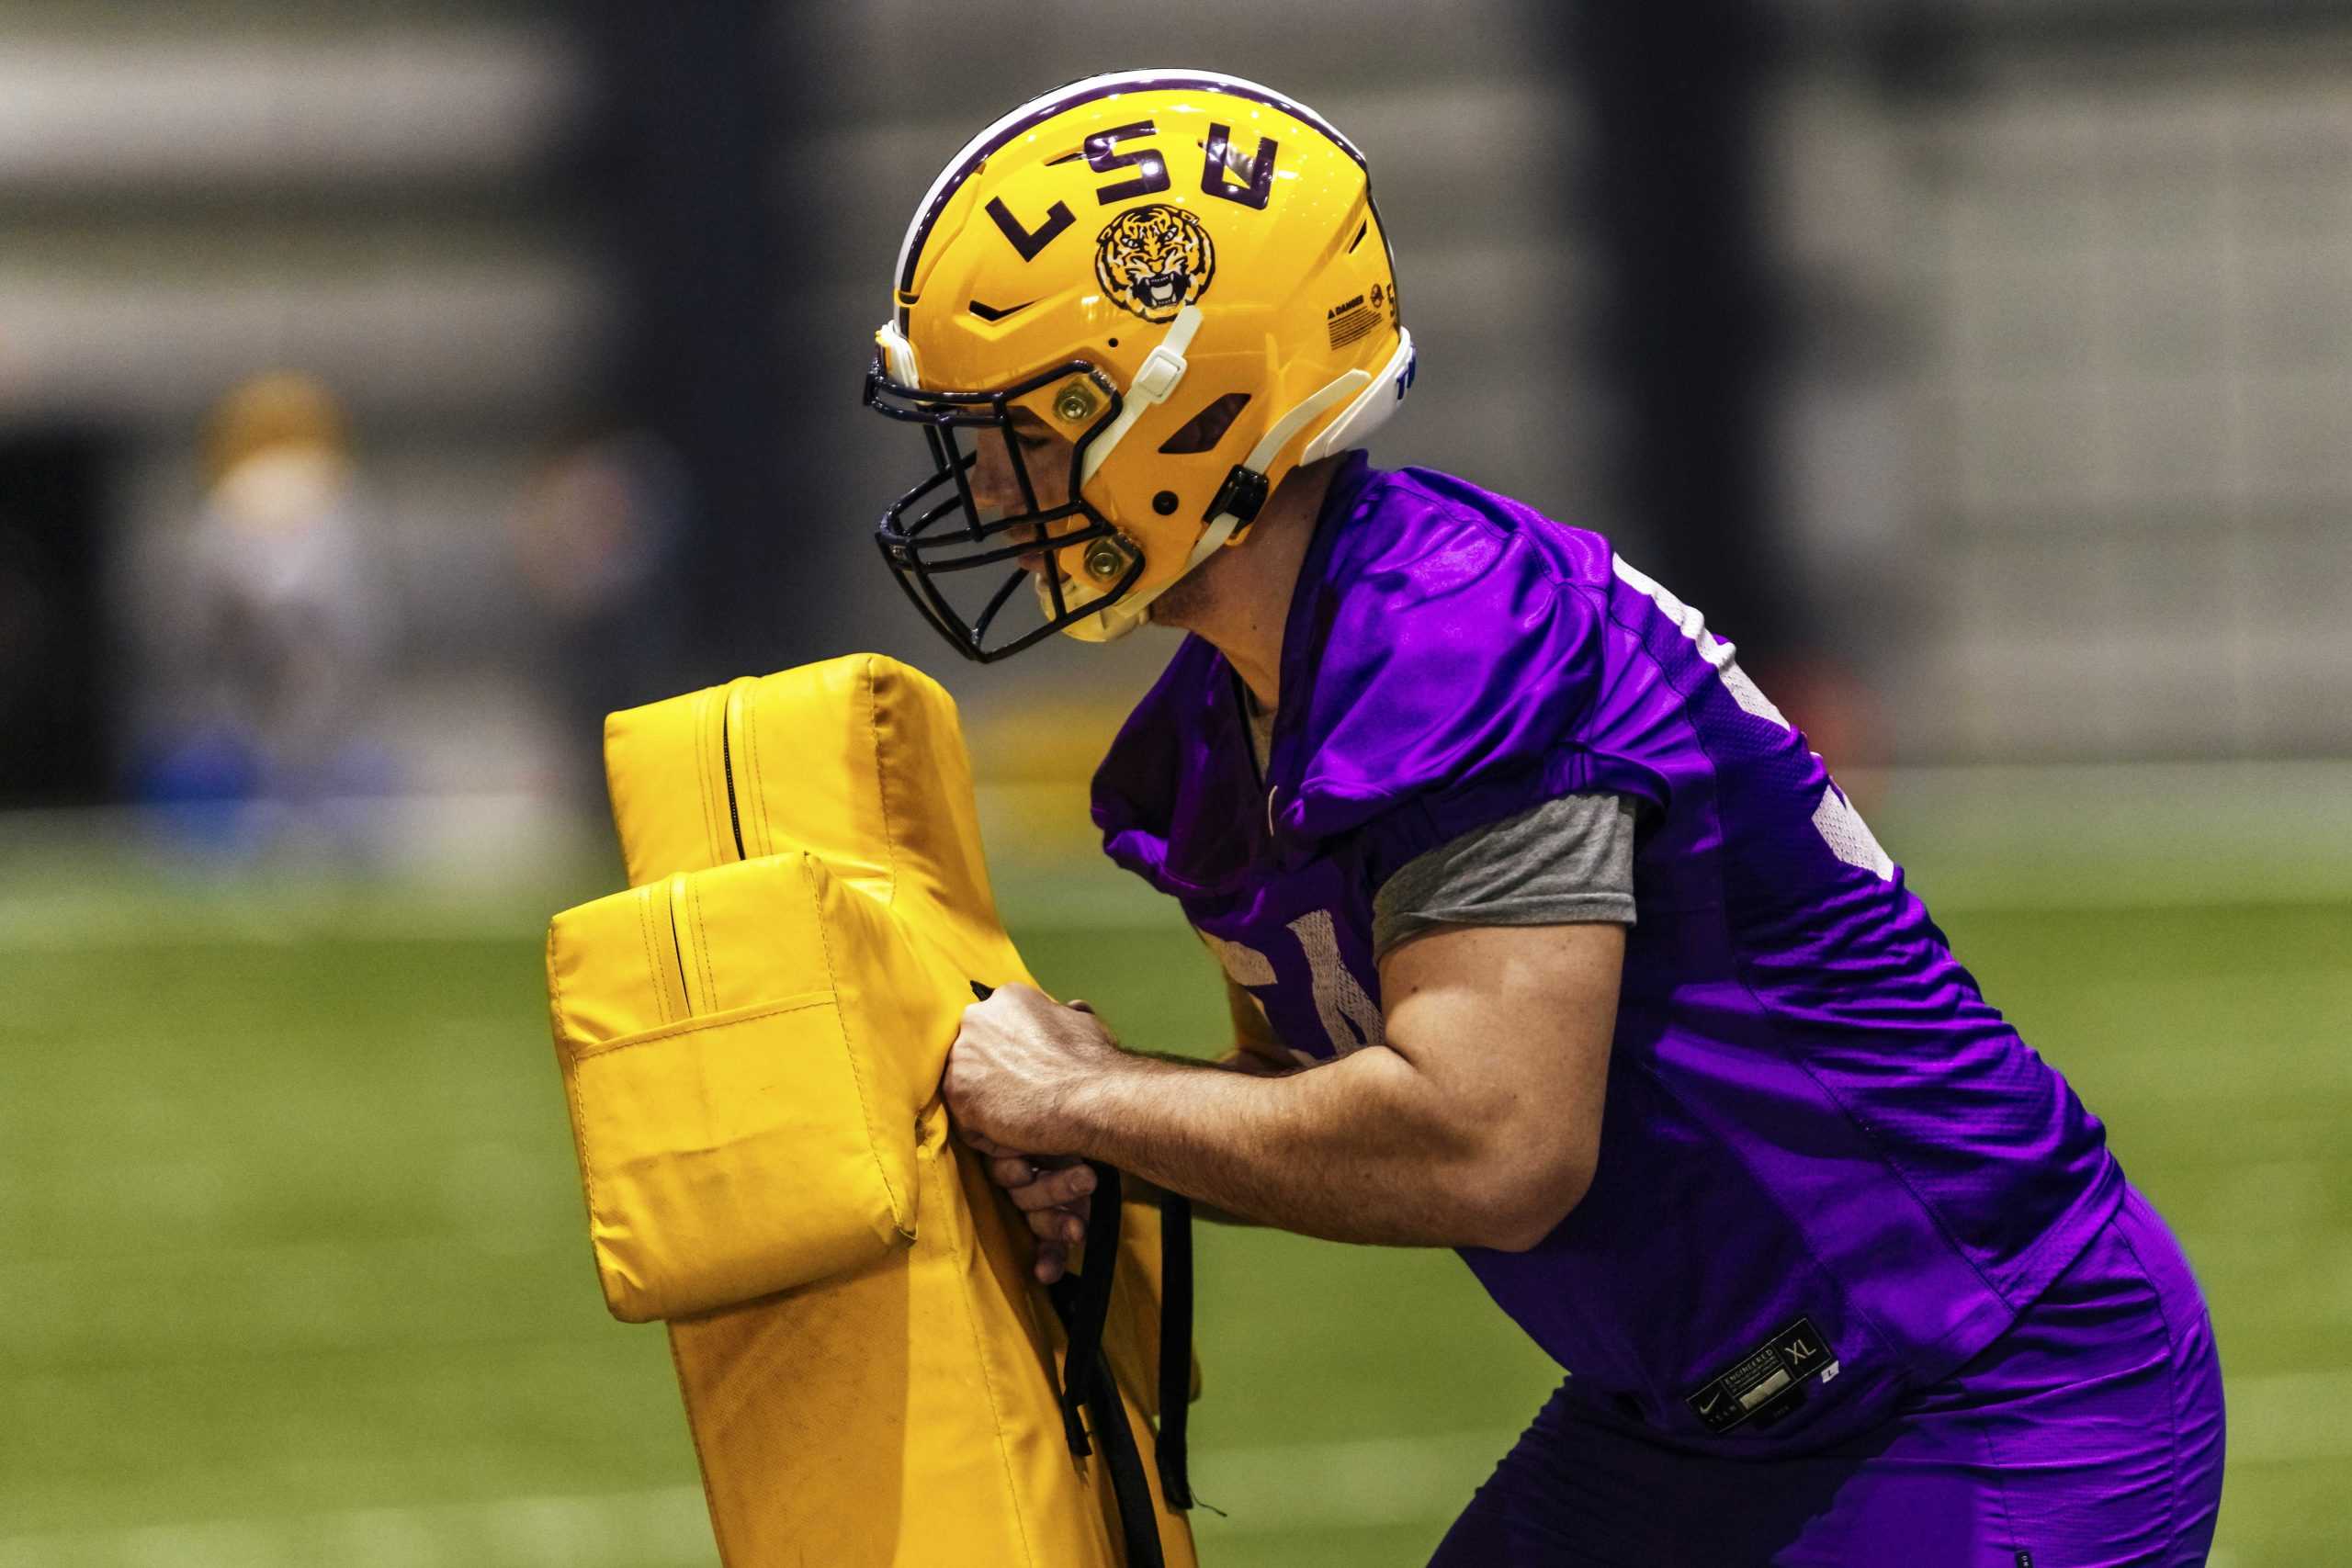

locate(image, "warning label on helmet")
[[1327, 293, 1379, 350]]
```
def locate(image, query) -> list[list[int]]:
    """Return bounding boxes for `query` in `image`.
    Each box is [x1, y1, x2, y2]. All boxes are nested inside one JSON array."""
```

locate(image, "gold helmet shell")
[[867, 69, 1415, 660]]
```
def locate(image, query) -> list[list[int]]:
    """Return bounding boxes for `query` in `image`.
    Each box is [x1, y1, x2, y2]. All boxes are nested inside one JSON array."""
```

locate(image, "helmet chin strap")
[[1080, 305, 1202, 486], [1058, 362, 1375, 643]]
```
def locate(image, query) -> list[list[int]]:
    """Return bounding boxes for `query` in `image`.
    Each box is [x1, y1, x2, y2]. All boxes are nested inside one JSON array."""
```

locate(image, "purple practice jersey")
[[1091, 453, 2123, 1453]]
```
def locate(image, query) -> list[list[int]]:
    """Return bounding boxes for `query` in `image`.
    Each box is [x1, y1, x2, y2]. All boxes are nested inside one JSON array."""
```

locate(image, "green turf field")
[[3, 852, 2346, 1564]]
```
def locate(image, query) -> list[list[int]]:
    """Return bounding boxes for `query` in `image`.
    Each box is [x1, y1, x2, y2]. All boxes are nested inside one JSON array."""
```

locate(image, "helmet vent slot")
[[1347, 218, 1368, 253], [1157, 391, 1251, 456]]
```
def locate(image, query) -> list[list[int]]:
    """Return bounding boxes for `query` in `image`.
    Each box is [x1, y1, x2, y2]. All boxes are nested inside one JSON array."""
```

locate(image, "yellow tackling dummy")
[[543, 654, 1196, 1567]]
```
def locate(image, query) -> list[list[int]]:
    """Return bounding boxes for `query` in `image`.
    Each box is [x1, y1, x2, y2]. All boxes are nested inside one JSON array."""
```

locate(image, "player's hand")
[[944, 984, 1122, 1153], [960, 1126, 1095, 1284], [946, 989, 1127, 1281]]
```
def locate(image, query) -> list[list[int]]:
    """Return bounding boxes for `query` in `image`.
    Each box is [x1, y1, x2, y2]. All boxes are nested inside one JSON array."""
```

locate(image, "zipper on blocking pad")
[[643, 882, 692, 1024], [667, 874, 708, 1016], [719, 684, 748, 863]]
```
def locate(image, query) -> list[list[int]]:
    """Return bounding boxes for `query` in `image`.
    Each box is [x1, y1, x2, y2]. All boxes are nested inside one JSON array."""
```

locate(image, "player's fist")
[[944, 983, 1120, 1156], [960, 1127, 1095, 1283]]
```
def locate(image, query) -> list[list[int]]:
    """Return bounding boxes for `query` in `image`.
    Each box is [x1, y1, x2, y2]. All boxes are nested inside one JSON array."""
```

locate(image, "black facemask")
[[865, 355, 1145, 663]]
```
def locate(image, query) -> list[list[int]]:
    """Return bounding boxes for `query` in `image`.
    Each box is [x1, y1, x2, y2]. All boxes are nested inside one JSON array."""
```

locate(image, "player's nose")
[[967, 431, 1023, 514]]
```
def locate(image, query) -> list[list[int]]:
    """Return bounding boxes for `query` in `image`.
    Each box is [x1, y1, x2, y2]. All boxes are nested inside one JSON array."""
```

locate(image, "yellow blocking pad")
[[548, 852, 976, 1323], [604, 655, 1003, 976], [569, 652, 1196, 1568], [666, 1111, 1148, 1568], [604, 654, 1193, 1419]]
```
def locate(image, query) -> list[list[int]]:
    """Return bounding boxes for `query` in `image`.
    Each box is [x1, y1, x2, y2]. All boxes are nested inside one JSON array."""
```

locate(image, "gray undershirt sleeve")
[[1371, 794, 1639, 961]]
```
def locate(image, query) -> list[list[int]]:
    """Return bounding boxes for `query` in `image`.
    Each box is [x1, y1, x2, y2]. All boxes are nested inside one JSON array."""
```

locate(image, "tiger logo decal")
[[1094, 204, 1216, 322]]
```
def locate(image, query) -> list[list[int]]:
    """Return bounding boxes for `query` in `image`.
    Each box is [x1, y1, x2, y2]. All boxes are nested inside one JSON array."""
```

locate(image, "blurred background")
[[2, 2, 2346, 1563]]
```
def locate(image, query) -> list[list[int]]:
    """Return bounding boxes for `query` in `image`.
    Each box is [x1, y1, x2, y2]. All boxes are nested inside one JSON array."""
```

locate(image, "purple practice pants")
[[1430, 1186, 2225, 1566]]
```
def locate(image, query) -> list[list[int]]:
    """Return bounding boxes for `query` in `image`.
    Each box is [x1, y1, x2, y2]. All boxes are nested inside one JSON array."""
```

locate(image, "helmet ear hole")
[[1157, 391, 1252, 456]]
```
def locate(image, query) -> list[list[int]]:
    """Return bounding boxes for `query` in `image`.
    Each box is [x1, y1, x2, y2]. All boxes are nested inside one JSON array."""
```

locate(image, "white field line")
[[0, 1485, 718, 1568], [0, 1431, 1510, 1565], [1, 1371, 2342, 1563]]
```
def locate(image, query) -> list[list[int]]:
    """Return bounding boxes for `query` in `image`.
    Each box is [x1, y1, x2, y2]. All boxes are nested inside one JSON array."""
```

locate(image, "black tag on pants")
[[1683, 1316, 1838, 1435]]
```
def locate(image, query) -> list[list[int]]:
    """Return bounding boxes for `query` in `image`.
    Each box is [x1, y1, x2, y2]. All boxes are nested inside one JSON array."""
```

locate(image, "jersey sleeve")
[[1282, 492, 1619, 848], [1370, 792, 1638, 960]]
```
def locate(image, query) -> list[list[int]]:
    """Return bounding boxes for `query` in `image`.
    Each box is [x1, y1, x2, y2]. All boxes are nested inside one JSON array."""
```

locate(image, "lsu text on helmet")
[[866, 68, 1416, 661]]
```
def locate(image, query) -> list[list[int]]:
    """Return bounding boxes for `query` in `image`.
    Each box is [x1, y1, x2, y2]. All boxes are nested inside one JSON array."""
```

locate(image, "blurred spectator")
[[508, 423, 687, 808], [129, 371, 397, 859]]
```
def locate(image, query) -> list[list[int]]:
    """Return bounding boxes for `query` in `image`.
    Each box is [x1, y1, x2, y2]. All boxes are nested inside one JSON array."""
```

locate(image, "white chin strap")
[[1079, 305, 1203, 486], [1057, 327, 1418, 644]]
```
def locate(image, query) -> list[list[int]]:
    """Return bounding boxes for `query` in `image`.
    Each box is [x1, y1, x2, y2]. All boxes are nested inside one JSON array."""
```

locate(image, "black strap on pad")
[[1054, 1162, 1124, 1456], [1084, 1342, 1166, 1568], [967, 981, 1196, 1556], [1043, 1169, 1162, 1567], [1153, 1190, 1194, 1509]]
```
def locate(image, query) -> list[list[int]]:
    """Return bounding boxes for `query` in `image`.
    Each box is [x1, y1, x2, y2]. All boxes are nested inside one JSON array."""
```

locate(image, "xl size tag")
[[1683, 1316, 1838, 1435]]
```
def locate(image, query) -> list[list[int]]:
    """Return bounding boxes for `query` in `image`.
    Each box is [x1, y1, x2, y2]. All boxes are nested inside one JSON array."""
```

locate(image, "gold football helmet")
[[867, 69, 1415, 661]]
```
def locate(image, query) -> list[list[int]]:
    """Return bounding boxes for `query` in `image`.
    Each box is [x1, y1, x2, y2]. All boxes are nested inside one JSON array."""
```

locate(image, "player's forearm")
[[1062, 1047, 1524, 1248], [1118, 1047, 1287, 1225]]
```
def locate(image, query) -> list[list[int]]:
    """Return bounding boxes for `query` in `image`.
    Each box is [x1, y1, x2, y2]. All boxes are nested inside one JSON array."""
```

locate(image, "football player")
[[867, 71, 2224, 1564]]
